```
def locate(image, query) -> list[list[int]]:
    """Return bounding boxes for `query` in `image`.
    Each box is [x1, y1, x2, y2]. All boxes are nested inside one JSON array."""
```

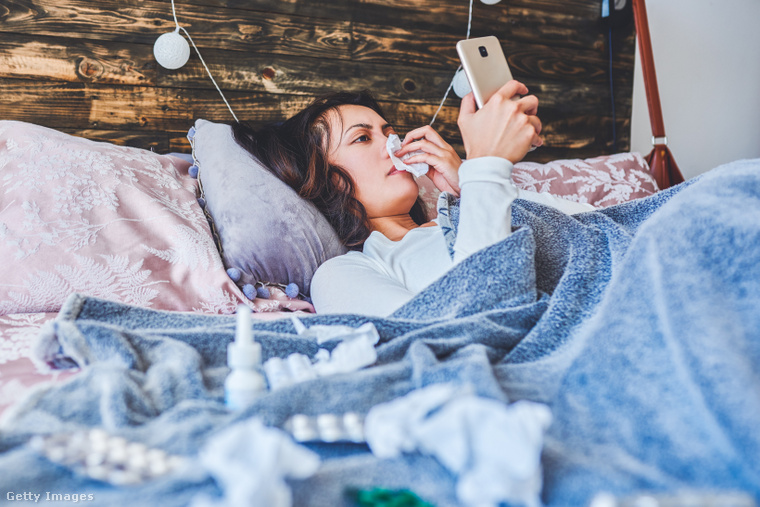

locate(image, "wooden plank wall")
[[0, 0, 635, 162]]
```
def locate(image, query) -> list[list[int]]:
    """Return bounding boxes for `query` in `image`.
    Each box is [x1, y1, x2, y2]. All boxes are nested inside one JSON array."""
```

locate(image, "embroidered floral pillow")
[[0, 121, 245, 315], [511, 152, 659, 207], [417, 152, 659, 217]]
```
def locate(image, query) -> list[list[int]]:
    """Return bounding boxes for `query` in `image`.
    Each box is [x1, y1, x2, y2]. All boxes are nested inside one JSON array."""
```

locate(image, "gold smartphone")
[[456, 36, 514, 108]]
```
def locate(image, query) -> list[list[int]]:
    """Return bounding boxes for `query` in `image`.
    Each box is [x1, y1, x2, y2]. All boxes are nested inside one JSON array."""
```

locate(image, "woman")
[[233, 81, 593, 316]]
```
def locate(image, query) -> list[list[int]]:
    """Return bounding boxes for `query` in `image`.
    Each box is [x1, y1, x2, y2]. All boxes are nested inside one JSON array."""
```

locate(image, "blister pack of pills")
[[284, 412, 365, 443], [29, 429, 187, 486]]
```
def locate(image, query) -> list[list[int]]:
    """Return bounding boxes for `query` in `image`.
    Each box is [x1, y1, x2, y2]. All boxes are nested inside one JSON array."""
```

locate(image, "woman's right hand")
[[457, 80, 543, 163], [394, 124, 463, 197]]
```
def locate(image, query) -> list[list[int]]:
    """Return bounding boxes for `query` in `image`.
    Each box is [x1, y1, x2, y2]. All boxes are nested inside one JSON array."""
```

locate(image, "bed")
[[3, 117, 760, 507], [0, 118, 659, 416]]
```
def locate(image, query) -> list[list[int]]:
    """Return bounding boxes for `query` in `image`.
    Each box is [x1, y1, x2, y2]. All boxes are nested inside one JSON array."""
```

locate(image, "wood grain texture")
[[0, 35, 154, 85], [0, 34, 629, 107], [0, 0, 352, 57], [0, 0, 636, 161]]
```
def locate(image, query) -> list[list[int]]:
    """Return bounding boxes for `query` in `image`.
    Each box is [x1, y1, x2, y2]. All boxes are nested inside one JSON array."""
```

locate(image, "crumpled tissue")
[[387, 134, 428, 177], [263, 318, 380, 390], [290, 315, 379, 345], [191, 418, 320, 507], [364, 383, 552, 507]]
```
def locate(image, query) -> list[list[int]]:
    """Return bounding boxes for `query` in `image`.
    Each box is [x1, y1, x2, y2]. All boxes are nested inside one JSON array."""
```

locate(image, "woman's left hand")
[[394, 125, 462, 197]]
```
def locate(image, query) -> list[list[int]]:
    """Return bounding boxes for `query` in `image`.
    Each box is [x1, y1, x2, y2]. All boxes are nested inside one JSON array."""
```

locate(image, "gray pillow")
[[191, 119, 347, 296]]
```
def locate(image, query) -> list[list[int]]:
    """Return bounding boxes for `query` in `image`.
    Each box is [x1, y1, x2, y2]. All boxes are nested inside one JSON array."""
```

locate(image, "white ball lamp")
[[480, 0, 502, 4], [452, 68, 472, 98], [152, 0, 239, 121], [153, 28, 190, 70]]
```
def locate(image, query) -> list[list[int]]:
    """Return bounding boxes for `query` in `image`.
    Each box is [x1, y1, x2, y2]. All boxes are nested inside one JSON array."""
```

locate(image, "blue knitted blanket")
[[2, 159, 759, 506]]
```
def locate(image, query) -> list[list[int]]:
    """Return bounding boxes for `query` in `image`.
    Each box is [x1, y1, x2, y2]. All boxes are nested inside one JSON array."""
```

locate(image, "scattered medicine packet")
[[284, 412, 365, 443], [29, 429, 187, 486]]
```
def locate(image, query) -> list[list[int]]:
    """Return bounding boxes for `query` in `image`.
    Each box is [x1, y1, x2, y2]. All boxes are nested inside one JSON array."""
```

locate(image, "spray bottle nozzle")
[[228, 304, 261, 369], [235, 304, 253, 344]]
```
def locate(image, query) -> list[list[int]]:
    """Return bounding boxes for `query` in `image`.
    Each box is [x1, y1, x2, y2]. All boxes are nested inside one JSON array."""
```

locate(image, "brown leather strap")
[[632, 0, 665, 139]]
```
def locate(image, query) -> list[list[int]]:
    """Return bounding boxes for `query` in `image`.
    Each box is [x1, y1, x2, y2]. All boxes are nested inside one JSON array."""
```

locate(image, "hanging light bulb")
[[452, 68, 472, 98], [152, 0, 238, 120], [153, 28, 190, 70], [480, 0, 502, 4]]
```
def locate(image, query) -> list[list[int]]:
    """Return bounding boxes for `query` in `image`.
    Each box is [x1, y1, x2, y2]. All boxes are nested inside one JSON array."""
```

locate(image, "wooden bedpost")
[[632, 0, 686, 189]]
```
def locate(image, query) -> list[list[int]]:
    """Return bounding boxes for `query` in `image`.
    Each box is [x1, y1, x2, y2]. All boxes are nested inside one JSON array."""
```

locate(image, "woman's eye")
[[353, 134, 370, 144]]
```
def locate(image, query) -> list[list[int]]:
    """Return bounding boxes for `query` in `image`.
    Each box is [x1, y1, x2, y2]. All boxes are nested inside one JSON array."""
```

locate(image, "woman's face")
[[325, 105, 419, 220]]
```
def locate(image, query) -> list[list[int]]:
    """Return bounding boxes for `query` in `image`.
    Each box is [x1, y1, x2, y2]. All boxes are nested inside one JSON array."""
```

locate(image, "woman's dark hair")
[[231, 91, 427, 249]]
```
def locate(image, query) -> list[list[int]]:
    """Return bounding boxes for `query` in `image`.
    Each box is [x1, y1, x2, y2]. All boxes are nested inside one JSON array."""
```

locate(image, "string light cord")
[[170, 0, 179, 28], [430, 0, 474, 126], [429, 65, 461, 126], [170, 0, 239, 122], [465, 0, 474, 39]]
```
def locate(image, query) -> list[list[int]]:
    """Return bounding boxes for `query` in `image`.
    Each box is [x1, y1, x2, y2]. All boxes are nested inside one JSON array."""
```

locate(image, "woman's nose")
[[381, 135, 391, 159]]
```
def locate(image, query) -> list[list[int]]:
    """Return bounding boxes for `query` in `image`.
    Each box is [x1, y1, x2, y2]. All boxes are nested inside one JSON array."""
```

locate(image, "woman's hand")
[[393, 125, 463, 196], [457, 80, 543, 163]]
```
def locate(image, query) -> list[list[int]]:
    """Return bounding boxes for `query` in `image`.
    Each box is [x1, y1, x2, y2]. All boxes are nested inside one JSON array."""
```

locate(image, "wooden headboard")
[[0, 0, 635, 162]]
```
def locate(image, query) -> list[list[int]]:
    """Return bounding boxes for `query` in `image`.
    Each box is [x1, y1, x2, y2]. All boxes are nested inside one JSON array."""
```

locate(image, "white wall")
[[630, 0, 760, 180]]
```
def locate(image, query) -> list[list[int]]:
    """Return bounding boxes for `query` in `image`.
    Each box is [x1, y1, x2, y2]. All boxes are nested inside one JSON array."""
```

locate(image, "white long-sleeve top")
[[310, 157, 594, 317]]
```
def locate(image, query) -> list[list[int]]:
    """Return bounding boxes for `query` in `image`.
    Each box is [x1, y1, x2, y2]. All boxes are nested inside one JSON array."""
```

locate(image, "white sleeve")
[[310, 252, 415, 317], [453, 157, 518, 264]]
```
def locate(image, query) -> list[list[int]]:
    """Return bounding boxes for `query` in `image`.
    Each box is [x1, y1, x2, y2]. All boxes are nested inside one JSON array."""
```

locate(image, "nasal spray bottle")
[[224, 304, 266, 410]]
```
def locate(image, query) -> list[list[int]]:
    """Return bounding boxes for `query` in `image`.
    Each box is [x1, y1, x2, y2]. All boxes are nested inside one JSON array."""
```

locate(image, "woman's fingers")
[[459, 92, 477, 117], [397, 125, 448, 153], [396, 137, 448, 159], [518, 94, 540, 116], [492, 80, 529, 102], [527, 114, 542, 136], [457, 79, 542, 163], [403, 151, 456, 173], [403, 142, 462, 176]]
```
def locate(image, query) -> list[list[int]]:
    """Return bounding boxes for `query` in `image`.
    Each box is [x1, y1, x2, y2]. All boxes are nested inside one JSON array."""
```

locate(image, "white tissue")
[[192, 418, 319, 507], [290, 316, 380, 345], [263, 354, 318, 391], [364, 383, 552, 507], [363, 383, 461, 458], [312, 333, 378, 376], [386, 134, 428, 177], [263, 319, 380, 390]]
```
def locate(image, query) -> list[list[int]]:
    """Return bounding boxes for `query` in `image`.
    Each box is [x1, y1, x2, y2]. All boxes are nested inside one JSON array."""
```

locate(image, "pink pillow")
[[0, 121, 245, 315], [512, 153, 659, 207], [417, 153, 659, 214]]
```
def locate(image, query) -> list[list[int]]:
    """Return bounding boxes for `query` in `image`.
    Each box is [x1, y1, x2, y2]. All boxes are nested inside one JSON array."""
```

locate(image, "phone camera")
[[478, 46, 488, 57]]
